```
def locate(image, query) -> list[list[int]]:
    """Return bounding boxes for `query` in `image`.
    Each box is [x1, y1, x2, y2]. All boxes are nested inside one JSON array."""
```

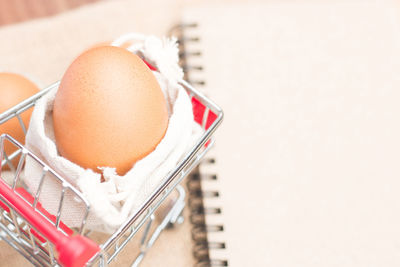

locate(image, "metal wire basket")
[[0, 77, 223, 266]]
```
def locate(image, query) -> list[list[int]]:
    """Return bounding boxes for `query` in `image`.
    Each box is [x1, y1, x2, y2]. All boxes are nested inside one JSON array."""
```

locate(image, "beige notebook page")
[[184, 2, 400, 266]]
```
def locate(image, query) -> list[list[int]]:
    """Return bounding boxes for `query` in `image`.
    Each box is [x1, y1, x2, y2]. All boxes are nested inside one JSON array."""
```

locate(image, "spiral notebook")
[[178, 2, 400, 267]]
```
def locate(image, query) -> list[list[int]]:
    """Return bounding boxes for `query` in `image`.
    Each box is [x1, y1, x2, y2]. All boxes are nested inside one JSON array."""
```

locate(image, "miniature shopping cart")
[[0, 76, 222, 266]]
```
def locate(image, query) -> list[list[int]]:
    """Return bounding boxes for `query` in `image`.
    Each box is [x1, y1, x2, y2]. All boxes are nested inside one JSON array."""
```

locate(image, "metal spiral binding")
[[169, 23, 228, 267]]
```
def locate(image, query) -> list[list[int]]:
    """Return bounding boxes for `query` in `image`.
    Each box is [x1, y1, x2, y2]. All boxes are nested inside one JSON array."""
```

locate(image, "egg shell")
[[53, 46, 169, 175], [0, 73, 39, 169]]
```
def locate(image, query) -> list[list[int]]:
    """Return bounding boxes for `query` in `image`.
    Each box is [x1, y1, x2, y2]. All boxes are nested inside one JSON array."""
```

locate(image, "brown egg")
[[0, 73, 39, 168], [53, 46, 169, 175]]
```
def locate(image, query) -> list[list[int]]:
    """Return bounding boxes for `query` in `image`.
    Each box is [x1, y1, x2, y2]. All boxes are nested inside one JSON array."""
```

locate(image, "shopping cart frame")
[[0, 78, 223, 266]]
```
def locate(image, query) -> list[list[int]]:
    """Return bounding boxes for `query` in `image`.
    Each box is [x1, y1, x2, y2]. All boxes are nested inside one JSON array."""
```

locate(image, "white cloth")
[[23, 34, 202, 233]]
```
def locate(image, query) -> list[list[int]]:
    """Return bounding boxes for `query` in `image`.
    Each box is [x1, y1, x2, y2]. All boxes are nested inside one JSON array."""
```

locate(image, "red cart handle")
[[0, 179, 100, 267]]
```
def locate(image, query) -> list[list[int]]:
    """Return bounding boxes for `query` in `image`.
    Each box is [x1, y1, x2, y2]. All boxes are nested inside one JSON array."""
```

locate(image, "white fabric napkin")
[[23, 34, 202, 233]]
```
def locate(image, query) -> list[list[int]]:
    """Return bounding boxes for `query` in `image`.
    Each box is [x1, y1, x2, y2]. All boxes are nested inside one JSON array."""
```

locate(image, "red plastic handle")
[[0, 179, 100, 267]]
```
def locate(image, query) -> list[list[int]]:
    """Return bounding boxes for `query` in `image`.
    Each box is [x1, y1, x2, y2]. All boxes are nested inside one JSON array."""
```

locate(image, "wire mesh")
[[0, 79, 223, 266]]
